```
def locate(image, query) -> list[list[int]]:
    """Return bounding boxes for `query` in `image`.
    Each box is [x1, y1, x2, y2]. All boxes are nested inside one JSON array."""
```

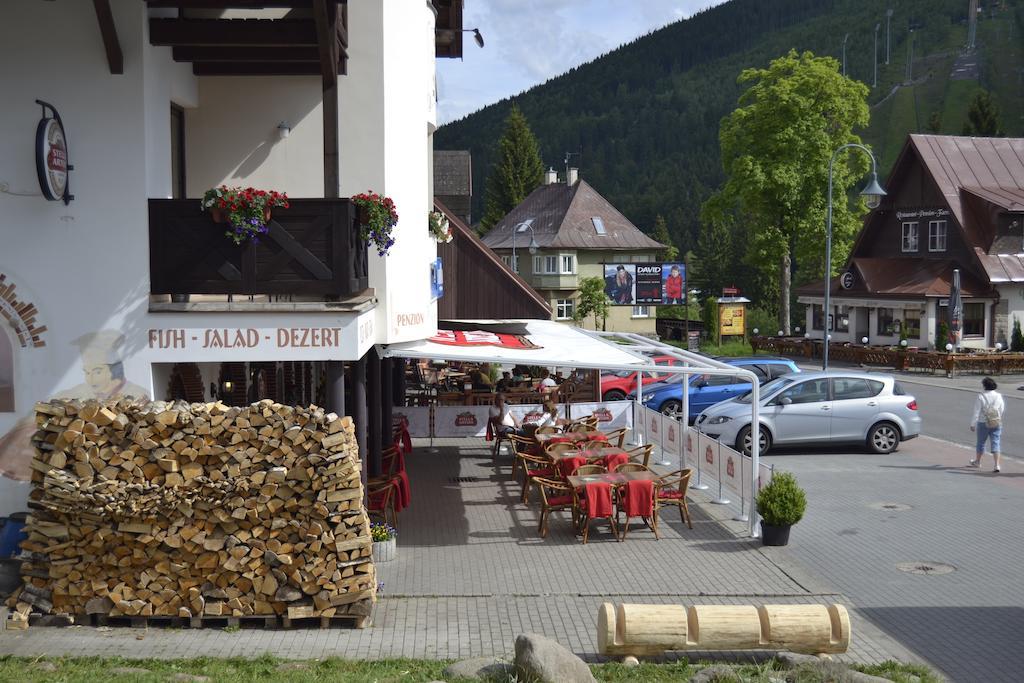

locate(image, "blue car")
[[631, 357, 801, 422]]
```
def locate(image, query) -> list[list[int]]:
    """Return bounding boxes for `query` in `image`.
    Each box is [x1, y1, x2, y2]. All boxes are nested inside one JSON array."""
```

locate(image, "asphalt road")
[[896, 377, 1024, 462]]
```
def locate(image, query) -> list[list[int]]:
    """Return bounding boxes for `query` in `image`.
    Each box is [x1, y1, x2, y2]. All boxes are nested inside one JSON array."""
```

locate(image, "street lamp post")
[[842, 33, 849, 76], [511, 219, 538, 273], [874, 23, 880, 87], [823, 144, 887, 371], [886, 9, 893, 65]]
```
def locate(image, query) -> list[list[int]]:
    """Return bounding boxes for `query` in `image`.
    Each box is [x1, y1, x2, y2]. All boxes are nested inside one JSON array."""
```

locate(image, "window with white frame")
[[534, 254, 574, 274], [901, 222, 919, 252], [560, 254, 575, 274], [631, 305, 650, 318], [928, 220, 947, 252], [556, 299, 574, 320], [500, 254, 519, 273]]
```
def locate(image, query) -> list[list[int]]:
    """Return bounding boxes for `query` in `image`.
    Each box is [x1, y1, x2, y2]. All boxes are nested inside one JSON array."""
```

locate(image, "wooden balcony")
[[149, 199, 369, 300]]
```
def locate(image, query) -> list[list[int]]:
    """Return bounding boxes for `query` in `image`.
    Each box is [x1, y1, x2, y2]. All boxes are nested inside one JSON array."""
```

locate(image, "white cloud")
[[437, 1, 727, 124]]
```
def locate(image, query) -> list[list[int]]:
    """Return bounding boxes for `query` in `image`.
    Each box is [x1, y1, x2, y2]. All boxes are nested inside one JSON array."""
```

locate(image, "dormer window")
[[928, 220, 947, 252], [901, 222, 918, 252]]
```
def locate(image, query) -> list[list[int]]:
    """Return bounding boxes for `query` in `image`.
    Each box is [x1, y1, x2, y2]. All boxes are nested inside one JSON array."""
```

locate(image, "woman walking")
[[968, 377, 1004, 473]]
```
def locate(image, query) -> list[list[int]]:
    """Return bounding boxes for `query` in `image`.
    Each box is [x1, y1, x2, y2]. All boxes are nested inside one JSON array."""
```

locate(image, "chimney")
[[544, 167, 558, 185], [567, 167, 579, 185]]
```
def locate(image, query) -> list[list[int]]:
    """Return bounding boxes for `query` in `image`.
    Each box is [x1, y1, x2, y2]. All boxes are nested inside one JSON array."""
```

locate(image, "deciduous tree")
[[573, 277, 611, 330], [479, 105, 545, 231], [702, 50, 870, 334]]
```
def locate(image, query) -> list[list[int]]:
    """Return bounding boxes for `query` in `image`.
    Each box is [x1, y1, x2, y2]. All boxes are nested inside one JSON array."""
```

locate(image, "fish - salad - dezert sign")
[[149, 327, 346, 349]]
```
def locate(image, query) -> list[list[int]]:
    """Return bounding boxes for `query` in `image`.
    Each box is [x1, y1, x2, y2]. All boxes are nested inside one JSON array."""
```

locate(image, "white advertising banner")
[[697, 431, 722, 482], [508, 403, 546, 426], [683, 427, 699, 470], [393, 407, 432, 438], [758, 462, 774, 491], [719, 444, 745, 499], [661, 415, 682, 462], [570, 402, 633, 430], [645, 408, 663, 449], [433, 405, 491, 438]]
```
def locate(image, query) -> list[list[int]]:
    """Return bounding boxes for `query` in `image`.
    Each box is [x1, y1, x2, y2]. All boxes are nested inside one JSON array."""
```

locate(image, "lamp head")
[[862, 336, 869, 344], [471, 28, 484, 48], [900, 339, 908, 347], [945, 343, 954, 352], [753, 328, 759, 335], [860, 171, 886, 209], [528, 236, 539, 255], [222, 379, 234, 393]]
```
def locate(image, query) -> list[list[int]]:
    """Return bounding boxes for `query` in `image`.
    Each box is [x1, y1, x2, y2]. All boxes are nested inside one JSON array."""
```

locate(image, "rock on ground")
[[441, 657, 513, 680], [32, 661, 58, 672], [514, 633, 596, 683], [689, 664, 742, 683], [167, 674, 211, 682], [110, 666, 152, 676]]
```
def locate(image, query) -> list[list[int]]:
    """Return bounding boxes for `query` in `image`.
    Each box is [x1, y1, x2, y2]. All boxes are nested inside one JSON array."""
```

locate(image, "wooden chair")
[[625, 444, 654, 468], [567, 422, 600, 434], [603, 428, 628, 448], [535, 425, 559, 435], [581, 438, 610, 451], [543, 441, 578, 458], [574, 464, 607, 476], [520, 452, 556, 504], [613, 462, 649, 474], [532, 476, 578, 538], [577, 480, 618, 543], [654, 469, 694, 529], [508, 434, 535, 479], [367, 480, 397, 527], [617, 478, 659, 541], [490, 420, 513, 459]]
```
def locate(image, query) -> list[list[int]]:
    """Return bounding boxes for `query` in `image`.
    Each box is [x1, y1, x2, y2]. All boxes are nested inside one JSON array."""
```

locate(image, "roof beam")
[[191, 61, 325, 75], [146, 1, 312, 7], [149, 18, 317, 46], [172, 46, 319, 62], [311, 0, 338, 86], [93, 0, 124, 74]]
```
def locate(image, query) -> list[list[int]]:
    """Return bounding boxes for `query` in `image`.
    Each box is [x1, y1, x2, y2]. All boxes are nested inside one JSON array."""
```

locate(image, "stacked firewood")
[[5, 398, 375, 629]]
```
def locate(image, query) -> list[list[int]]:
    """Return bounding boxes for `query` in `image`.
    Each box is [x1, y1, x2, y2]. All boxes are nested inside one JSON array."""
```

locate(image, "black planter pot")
[[760, 521, 791, 546]]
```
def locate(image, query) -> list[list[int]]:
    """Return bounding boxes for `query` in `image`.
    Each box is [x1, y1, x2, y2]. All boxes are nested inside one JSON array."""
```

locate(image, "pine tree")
[[479, 105, 545, 231], [926, 111, 942, 133], [652, 215, 680, 261], [1011, 318, 1024, 352], [961, 91, 1003, 137]]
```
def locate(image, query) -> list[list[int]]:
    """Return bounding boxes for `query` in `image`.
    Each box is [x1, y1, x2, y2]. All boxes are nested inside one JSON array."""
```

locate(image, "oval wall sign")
[[34, 100, 72, 204], [840, 271, 855, 289]]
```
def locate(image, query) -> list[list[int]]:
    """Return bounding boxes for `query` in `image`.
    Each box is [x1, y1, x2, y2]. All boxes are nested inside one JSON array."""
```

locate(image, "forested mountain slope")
[[436, 0, 1024, 255]]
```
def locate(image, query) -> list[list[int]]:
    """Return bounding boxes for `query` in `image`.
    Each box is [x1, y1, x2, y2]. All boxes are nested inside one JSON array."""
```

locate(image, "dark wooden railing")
[[149, 199, 369, 298], [751, 336, 1024, 376]]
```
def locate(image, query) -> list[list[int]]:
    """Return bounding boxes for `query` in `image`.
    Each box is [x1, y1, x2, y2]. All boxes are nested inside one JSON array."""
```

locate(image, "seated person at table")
[[535, 369, 557, 394], [469, 367, 493, 391], [512, 364, 532, 379], [496, 371, 513, 392], [488, 393, 520, 436], [535, 401, 565, 429]]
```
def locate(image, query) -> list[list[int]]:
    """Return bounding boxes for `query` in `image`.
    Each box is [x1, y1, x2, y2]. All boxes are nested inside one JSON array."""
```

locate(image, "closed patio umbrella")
[[949, 268, 963, 350]]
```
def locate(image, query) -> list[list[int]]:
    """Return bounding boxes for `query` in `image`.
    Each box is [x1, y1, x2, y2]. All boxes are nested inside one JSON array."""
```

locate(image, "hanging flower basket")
[[202, 185, 289, 245], [428, 210, 453, 243], [352, 191, 398, 257]]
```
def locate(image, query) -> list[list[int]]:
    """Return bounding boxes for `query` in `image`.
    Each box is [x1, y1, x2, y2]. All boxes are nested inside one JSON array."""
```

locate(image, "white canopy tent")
[[378, 320, 762, 537]]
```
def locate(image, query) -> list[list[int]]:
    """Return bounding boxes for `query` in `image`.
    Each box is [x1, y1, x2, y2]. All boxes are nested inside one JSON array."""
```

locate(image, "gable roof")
[[480, 179, 665, 251], [434, 198, 551, 319], [908, 134, 1024, 228]]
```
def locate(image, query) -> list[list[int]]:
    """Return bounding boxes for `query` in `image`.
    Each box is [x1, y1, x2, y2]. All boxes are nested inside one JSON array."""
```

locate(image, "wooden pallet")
[[62, 612, 371, 630]]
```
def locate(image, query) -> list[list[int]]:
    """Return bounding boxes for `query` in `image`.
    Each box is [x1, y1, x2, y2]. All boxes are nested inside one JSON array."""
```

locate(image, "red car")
[[600, 355, 682, 401]]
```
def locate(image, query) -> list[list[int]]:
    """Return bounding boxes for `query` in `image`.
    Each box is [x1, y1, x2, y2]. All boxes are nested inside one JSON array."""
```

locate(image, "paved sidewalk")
[[0, 439, 913, 666], [752, 437, 1024, 682]]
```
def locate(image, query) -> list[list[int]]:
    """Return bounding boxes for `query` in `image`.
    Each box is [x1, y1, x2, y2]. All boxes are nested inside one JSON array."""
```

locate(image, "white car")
[[695, 371, 921, 455]]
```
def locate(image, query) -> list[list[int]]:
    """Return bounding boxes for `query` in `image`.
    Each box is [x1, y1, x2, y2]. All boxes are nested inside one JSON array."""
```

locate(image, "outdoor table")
[[535, 431, 607, 446], [547, 446, 624, 463], [567, 470, 661, 489]]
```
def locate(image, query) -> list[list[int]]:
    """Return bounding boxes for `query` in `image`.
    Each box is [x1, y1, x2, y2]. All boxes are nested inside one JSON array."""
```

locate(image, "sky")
[[436, 0, 728, 125]]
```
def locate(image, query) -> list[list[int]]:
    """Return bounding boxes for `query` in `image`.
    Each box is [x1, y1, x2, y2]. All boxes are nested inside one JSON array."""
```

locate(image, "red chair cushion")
[[547, 494, 574, 506], [658, 489, 684, 500], [527, 467, 555, 478]]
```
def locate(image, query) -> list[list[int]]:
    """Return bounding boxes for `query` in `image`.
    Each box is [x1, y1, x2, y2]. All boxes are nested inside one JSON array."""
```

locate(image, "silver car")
[[695, 371, 921, 455]]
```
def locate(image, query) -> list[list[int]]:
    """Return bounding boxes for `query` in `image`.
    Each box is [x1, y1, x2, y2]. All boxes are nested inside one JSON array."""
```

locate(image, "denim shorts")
[[976, 421, 1002, 455]]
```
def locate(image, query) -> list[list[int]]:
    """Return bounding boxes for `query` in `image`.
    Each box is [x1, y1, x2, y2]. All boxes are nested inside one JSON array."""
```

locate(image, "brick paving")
[[0, 438, 913, 666], [753, 436, 1024, 683]]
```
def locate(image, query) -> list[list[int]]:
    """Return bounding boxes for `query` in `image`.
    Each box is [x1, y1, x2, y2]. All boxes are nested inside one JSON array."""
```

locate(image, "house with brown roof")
[[480, 169, 666, 333], [797, 134, 1024, 349]]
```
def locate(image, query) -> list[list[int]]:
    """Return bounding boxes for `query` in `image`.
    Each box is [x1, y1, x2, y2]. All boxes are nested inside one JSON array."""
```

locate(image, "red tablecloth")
[[621, 479, 653, 517], [557, 456, 588, 479], [584, 482, 613, 518], [602, 452, 629, 471]]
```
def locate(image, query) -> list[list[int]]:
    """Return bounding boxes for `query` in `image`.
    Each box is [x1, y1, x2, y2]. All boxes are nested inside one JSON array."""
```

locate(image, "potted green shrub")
[[756, 472, 806, 546], [370, 521, 397, 563]]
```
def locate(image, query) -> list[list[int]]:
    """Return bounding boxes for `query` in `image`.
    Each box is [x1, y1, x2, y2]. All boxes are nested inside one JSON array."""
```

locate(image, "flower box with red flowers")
[[351, 191, 398, 257], [201, 185, 289, 245]]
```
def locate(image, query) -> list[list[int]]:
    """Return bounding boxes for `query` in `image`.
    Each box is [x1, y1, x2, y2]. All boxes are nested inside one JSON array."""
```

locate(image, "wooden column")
[[366, 349, 382, 478], [327, 361, 345, 417], [381, 357, 394, 446], [393, 358, 407, 406], [353, 355, 368, 483], [313, 0, 340, 198]]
